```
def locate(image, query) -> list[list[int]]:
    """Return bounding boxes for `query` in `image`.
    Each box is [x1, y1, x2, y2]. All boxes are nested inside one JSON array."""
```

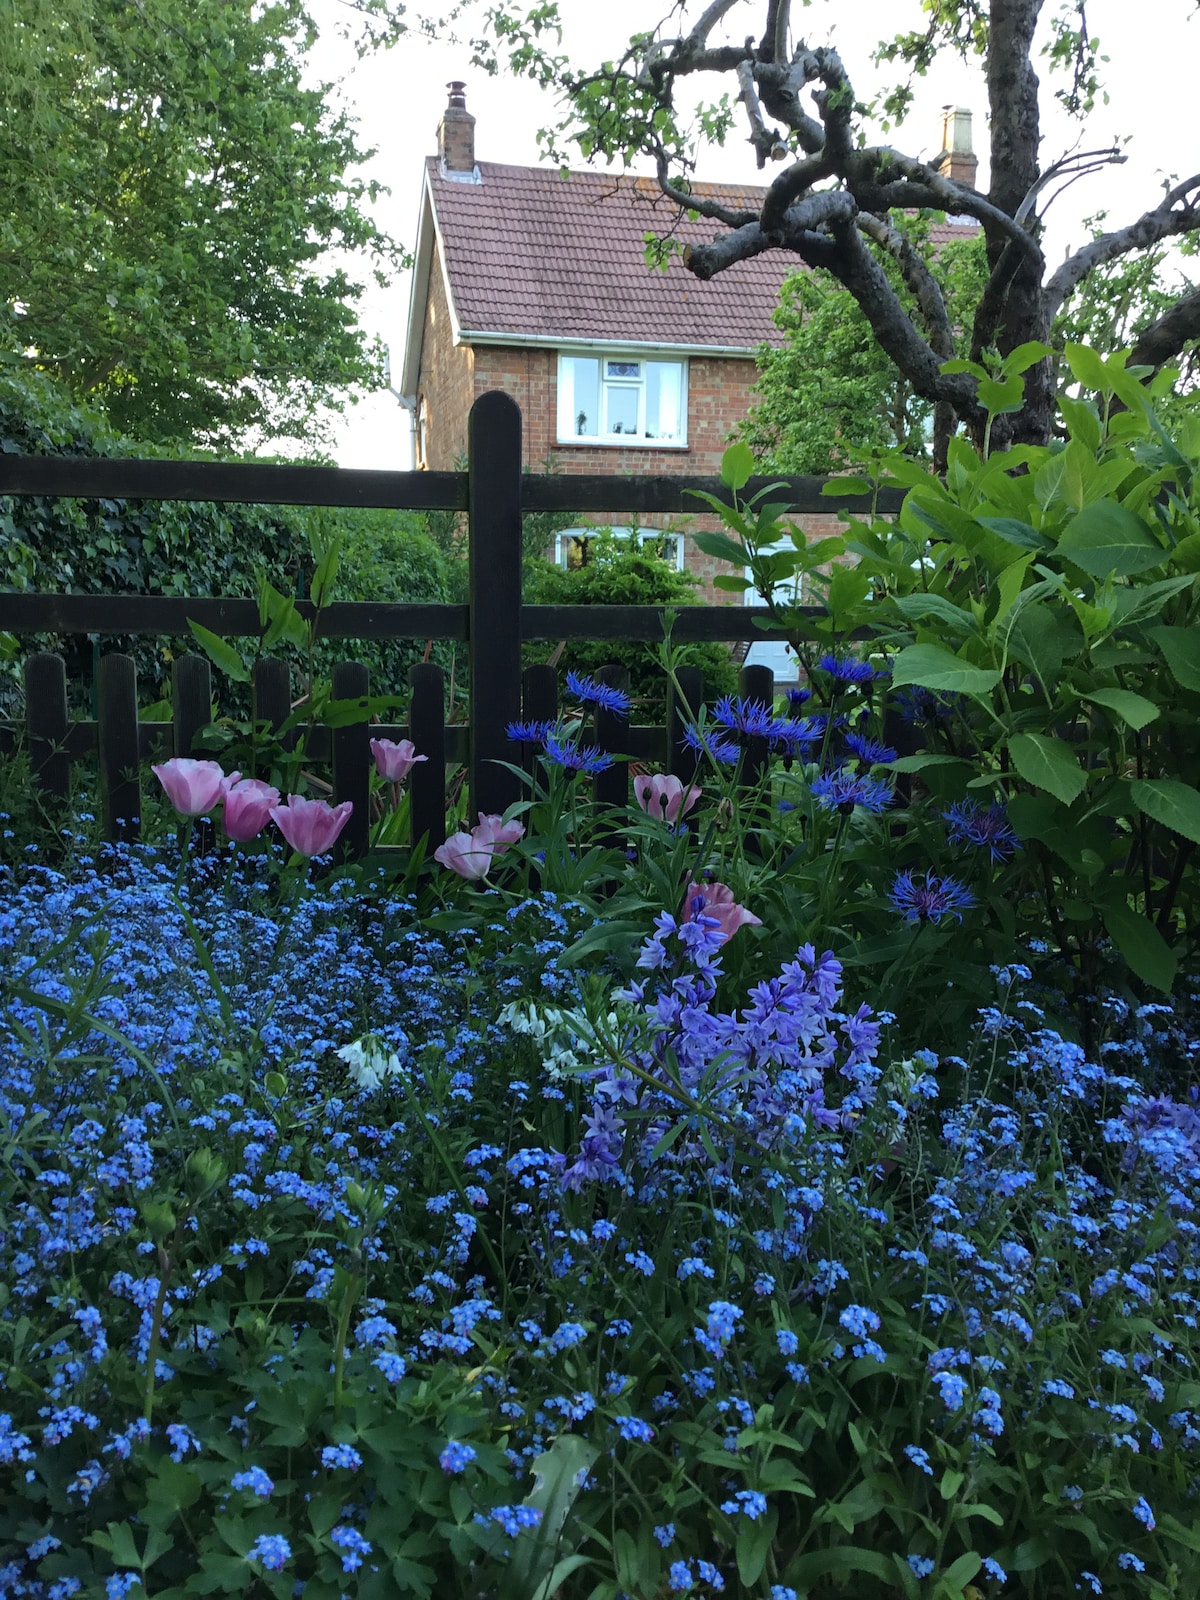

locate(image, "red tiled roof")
[[424, 157, 981, 357]]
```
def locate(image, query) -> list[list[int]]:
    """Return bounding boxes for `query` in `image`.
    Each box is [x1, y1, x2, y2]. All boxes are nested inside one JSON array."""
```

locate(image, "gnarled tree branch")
[[1044, 173, 1200, 319], [1126, 283, 1200, 374]]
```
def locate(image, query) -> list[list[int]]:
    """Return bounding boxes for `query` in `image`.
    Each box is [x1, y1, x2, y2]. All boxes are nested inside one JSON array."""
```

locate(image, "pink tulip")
[[370, 738, 427, 783], [472, 812, 525, 855], [151, 757, 228, 817], [681, 879, 762, 944], [434, 830, 494, 880], [269, 795, 354, 856], [221, 778, 281, 843], [634, 773, 702, 824]]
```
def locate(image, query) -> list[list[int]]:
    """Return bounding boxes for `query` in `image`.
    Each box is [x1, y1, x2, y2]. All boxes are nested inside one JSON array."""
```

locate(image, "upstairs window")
[[554, 528, 685, 572], [556, 354, 687, 446]]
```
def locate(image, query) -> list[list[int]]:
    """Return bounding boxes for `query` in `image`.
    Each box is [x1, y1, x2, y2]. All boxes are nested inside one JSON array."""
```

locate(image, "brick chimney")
[[438, 82, 477, 177], [936, 106, 978, 188]]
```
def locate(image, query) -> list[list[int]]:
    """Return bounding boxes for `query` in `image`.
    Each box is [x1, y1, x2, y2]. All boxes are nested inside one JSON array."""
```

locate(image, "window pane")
[[606, 385, 639, 436], [606, 360, 640, 378], [645, 362, 683, 441], [560, 356, 600, 438]]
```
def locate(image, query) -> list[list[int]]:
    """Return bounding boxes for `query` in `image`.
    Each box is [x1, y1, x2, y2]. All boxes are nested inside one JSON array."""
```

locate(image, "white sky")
[[303, 0, 1199, 467]]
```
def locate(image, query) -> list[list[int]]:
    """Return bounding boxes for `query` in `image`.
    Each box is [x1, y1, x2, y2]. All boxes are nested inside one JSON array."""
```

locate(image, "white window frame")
[[743, 536, 802, 682], [555, 351, 689, 448], [554, 527, 686, 573]]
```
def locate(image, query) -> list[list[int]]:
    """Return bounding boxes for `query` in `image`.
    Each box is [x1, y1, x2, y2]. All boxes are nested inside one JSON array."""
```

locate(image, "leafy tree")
[[0, 0, 401, 450], [387, 0, 1200, 457]]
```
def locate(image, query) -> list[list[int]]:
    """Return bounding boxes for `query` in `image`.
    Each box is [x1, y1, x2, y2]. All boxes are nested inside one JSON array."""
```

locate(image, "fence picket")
[[737, 663, 775, 857], [331, 661, 370, 860], [253, 658, 292, 751], [468, 391, 522, 823], [25, 652, 70, 804], [407, 663, 446, 853], [667, 665, 704, 786], [172, 653, 212, 759], [97, 653, 141, 842]]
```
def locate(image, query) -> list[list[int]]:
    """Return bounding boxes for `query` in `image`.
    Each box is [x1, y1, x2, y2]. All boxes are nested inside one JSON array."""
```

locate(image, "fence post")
[[331, 661, 370, 860], [97, 653, 141, 843], [667, 664, 705, 784], [737, 662, 775, 856], [520, 664, 557, 791], [408, 662, 446, 854], [468, 391, 523, 823], [25, 652, 70, 805]]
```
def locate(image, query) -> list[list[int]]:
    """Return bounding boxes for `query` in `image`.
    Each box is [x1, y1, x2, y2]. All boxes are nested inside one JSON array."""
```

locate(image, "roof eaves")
[[400, 173, 464, 395], [457, 330, 761, 358]]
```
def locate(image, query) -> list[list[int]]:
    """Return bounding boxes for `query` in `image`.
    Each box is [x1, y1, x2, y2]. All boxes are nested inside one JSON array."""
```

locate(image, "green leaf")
[[1056, 498, 1165, 577], [1082, 688, 1160, 730], [720, 441, 756, 492], [187, 619, 249, 683], [690, 528, 750, 568], [1065, 342, 1113, 392], [1150, 624, 1200, 691], [976, 516, 1053, 553], [827, 564, 872, 618], [1103, 904, 1178, 992], [558, 920, 655, 969], [936, 1550, 982, 1598], [887, 753, 970, 774], [712, 573, 751, 592], [1130, 778, 1200, 844], [786, 1547, 897, 1588], [1003, 340, 1051, 375], [735, 1513, 775, 1587], [977, 373, 1025, 413], [1170, 532, 1200, 572], [939, 1468, 965, 1501], [890, 592, 976, 634], [1007, 733, 1088, 805], [891, 644, 1001, 696], [507, 1434, 600, 1600]]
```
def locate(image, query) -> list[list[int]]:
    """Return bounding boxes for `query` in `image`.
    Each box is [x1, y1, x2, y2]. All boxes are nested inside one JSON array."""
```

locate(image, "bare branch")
[[969, 239, 1024, 363], [684, 189, 857, 277], [1044, 174, 1200, 319], [686, 0, 742, 48], [652, 147, 760, 229], [856, 149, 1044, 265], [760, 152, 835, 232], [856, 212, 955, 359], [755, 59, 825, 151], [773, 0, 790, 65], [1126, 284, 1200, 374], [736, 59, 786, 167]]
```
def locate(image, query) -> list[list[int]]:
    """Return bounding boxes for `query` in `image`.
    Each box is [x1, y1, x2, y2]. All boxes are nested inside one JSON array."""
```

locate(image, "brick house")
[[399, 86, 979, 676]]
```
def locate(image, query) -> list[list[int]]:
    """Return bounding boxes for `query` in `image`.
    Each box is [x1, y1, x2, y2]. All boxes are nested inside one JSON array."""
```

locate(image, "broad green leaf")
[[1059, 395, 1101, 451], [1007, 733, 1088, 805], [888, 753, 970, 774], [186, 618, 249, 682], [1065, 342, 1112, 392], [1082, 688, 1160, 730], [1103, 904, 1178, 993], [890, 592, 976, 634], [994, 554, 1034, 622], [1002, 340, 1051, 375], [1130, 778, 1200, 844], [735, 1513, 775, 1587], [786, 1547, 897, 1588], [557, 921, 656, 969], [720, 441, 756, 492], [1108, 574, 1194, 630], [712, 573, 751, 592], [937, 1551, 983, 1598], [691, 529, 750, 568], [977, 516, 1053, 553], [1150, 624, 1200, 691], [509, 1434, 600, 1600], [939, 1468, 965, 1501], [821, 475, 872, 496], [891, 644, 1001, 696], [977, 373, 1025, 414], [1004, 603, 1082, 693], [1171, 532, 1200, 572], [827, 564, 872, 618], [1056, 498, 1165, 578]]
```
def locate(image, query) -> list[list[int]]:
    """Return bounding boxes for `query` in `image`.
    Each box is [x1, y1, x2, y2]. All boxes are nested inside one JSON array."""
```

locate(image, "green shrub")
[[523, 534, 739, 709]]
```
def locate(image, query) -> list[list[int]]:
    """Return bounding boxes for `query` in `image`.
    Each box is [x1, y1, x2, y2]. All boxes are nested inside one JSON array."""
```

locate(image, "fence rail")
[[0, 390, 896, 856]]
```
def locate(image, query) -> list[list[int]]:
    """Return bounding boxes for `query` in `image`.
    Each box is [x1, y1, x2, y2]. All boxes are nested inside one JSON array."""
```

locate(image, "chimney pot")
[[936, 105, 978, 189], [438, 81, 476, 175]]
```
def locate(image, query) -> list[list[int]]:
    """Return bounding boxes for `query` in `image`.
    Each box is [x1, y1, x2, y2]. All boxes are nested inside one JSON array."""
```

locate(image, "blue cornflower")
[[542, 735, 614, 775], [330, 1526, 372, 1574], [247, 1535, 291, 1572], [844, 731, 897, 766], [712, 695, 784, 738], [566, 671, 631, 716], [682, 724, 741, 764], [506, 720, 555, 745], [439, 1440, 477, 1474], [785, 686, 812, 707], [816, 653, 884, 685], [319, 1444, 363, 1471], [889, 870, 977, 924], [231, 1465, 274, 1499], [811, 766, 893, 814], [907, 1555, 935, 1578], [942, 800, 1021, 863]]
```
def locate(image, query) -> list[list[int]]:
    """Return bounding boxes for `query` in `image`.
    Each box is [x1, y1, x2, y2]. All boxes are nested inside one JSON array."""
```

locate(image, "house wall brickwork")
[[417, 305, 846, 610]]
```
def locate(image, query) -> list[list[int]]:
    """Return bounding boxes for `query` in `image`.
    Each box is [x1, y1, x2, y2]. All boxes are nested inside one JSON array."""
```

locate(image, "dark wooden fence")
[[0, 391, 902, 856]]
